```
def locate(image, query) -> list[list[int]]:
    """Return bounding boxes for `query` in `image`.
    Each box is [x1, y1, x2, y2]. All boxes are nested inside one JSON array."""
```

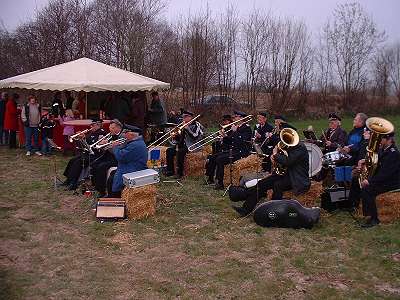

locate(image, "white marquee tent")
[[0, 57, 170, 92]]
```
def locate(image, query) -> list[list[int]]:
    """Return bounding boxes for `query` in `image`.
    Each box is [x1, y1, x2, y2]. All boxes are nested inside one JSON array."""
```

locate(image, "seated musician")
[[62, 119, 106, 190], [229, 132, 310, 217], [207, 111, 252, 190], [320, 113, 347, 153], [204, 115, 233, 184], [91, 119, 124, 197], [253, 112, 274, 172], [339, 113, 367, 166], [165, 110, 204, 179], [348, 132, 400, 227], [107, 125, 148, 198]]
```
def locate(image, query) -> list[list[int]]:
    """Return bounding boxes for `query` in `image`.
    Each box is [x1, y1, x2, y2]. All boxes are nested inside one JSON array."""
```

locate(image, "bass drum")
[[304, 142, 323, 177]]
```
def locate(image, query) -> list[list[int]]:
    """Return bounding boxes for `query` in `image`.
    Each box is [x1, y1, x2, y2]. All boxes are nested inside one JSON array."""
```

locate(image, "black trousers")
[[8, 130, 16, 148], [241, 174, 292, 213], [106, 170, 121, 198], [91, 157, 117, 194], [166, 146, 188, 176], [205, 151, 242, 186], [63, 154, 90, 184], [348, 176, 394, 220]]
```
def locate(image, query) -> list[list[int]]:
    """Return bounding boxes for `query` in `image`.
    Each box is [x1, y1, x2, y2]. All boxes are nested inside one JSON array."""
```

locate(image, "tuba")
[[359, 117, 394, 187], [272, 128, 299, 175]]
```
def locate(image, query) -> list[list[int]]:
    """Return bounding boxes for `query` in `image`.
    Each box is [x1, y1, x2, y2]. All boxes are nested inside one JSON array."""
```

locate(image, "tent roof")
[[0, 57, 170, 92]]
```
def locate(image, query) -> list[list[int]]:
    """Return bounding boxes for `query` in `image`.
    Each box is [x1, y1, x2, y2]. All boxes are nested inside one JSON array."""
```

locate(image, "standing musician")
[[229, 131, 310, 217], [91, 119, 124, 197], [107, 125, 148, 198], [319, 113, 347, 153], [348, 132, 400, 227], [165, 111, 204, 179], [207, 111, 253, 190], [61, 119, 106, 190], [253, 112, 274, 171]]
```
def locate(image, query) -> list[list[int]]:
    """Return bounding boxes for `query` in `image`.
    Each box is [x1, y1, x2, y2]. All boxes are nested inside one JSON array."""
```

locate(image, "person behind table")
[[0, 92, 8, 145], [21, 95, 42, 156], [320, 113, 347, 153], [51, 91, 65, 118], [165, 110, 204, 179], [107, 125, 148, 198], [4, 93, 19, 149], [62, 119, 106, 190], [340, 113, 367, 165], [58, 109, 76, 155], [39, 109, 57, 155], [91, 119, 124, 197], [72, 91, 86, 118], [147, 91, 167, 126], [348, 131, 400, 228], [208, 111, 253, 190], [64, 91, 75, 110], [254, 112, 274, 172], [229, 128, 310, 217]]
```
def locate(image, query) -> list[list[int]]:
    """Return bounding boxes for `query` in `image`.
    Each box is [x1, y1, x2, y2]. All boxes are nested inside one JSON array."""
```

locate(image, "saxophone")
[[358, 117, 394, 187], [272, 128, 299, 175]]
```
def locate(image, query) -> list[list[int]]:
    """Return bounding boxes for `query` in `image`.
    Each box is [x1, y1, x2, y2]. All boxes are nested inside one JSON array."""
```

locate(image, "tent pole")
[[85, 92, 87, 119]]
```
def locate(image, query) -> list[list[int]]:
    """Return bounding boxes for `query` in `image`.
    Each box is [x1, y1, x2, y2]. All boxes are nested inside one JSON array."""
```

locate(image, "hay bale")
[[267, 181, 323, 207], [121, 185, 156, 220], [183, 146, 212, 177], [356, 191, 400, 224], [223, 154, 262, 186]]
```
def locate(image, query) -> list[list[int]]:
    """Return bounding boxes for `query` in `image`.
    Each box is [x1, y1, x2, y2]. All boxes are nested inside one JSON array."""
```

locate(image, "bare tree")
[[324, 2, 385, 109]]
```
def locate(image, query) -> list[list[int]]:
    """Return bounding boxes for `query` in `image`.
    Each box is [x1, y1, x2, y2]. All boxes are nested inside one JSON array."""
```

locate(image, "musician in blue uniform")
[[107, 125, 148, 197], [348, 132, 400, 227], [210, 111, 253, 190], [165, 111, 204, 179], [253, 112, 274, 171], [340, 113, 367, 166], [62, 119, 106, 190]]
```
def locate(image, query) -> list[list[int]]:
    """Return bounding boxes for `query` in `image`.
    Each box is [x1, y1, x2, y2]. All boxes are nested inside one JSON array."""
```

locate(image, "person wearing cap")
[[320, 113, 347, 153], [107, 124, 148, 197], [348, 131, 400, 228], [61, 119, 106, 190], [254, 112, 274, 171], [165, 110, 204, 178], [147, 91, 167, 126], [208, 111, 252, 189], [91, 119, 124, 197]]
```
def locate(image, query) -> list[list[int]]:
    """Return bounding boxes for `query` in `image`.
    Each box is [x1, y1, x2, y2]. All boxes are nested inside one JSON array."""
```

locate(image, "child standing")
[[58, 109, 75, 155]]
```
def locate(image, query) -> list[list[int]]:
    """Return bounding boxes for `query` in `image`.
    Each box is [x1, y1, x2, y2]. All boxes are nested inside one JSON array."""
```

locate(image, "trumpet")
[[188, 115, 253, 152], [95, 138, 127, 150], [148, 114, 201, 149], [68, 128, 90, 143]]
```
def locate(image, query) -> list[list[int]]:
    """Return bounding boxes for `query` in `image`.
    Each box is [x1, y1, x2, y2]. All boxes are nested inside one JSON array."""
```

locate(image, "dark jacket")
[[254, 122, 274, 152], [223, 124, 253, 158], [320, 127, 347, 153], [178, 121, 204, 151], [112, 136, 148, 192], [39, 115, 56, 138], [275, 142, 311, 195], [148, 98, 167, 125], [368, 144, 400, 190], [0, 98, 5, 126]]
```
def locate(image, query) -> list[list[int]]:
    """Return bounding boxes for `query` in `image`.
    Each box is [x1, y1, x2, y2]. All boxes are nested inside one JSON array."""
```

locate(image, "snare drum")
[[323, 151, 344, 166]]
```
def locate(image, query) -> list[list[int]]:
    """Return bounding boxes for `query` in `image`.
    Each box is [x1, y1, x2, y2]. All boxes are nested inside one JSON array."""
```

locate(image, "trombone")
[[89, 132, 112, 150], [188, 115, 253, 152], [95, 138, 127, 150], [68, 128, 91, 143], [148, 114, 201, 149]]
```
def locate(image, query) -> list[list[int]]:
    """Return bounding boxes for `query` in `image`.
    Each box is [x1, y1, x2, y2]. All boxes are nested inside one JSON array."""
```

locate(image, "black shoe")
[[164, 171, 174, 177], [173, 175, 183, 180], [214, 183, 224, 190], [60, 180, 70, 187], [361, 218, 380, 228], [68, 183, 78, 191], [232, 206, 248, 217]]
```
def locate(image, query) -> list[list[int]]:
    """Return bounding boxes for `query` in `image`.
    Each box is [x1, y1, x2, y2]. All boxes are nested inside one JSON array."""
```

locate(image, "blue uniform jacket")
[[112, 136, 148, 192]]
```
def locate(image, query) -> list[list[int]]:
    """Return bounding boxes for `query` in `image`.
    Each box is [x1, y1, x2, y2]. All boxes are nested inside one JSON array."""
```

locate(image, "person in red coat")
[[4, 93, 19, 148]]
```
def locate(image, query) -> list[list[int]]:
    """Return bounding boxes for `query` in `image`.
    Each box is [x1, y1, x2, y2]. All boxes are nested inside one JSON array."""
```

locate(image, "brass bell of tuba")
[[359, 117, 394, 187], [272, 127, 299, 175]]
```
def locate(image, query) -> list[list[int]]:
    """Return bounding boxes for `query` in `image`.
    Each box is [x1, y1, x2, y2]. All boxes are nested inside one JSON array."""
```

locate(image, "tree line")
[[0, 0, 399, 114]]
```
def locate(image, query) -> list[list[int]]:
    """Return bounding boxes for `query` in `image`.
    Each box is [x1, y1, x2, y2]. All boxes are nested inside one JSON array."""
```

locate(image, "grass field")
[[1, 115, 400, 299]]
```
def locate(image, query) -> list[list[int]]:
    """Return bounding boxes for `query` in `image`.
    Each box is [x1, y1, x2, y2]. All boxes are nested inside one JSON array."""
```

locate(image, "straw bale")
[[356, 191, 400, 223], [223, 154, 262, 186], [183, 146, 212, 177], [267, 181, 323, 207], [122, 185, 156, 220]]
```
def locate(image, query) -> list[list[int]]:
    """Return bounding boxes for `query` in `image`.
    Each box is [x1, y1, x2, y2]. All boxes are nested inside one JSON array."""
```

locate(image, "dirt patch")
[[376, 284, 400, 295], [13, 207, 36, 221]]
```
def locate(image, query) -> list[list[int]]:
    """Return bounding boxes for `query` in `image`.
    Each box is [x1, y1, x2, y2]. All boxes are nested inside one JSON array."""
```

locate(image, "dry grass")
[[1, 147, 400, 300]]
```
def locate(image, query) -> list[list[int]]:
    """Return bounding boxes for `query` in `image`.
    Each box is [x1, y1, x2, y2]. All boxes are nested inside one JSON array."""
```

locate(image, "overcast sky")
[[1, 0, 399, 42]]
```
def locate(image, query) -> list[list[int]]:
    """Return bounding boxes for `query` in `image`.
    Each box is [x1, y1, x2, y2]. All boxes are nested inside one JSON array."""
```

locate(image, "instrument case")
[[123, 169, 160, 188], [96, 198, 126, 220]]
